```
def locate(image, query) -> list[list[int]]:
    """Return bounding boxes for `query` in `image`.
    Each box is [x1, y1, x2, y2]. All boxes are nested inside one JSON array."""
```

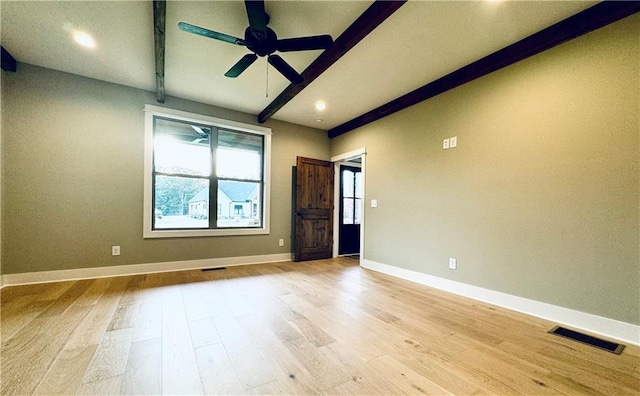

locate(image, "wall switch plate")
[[371, 199, 378, 208], [112, 246, 120, 256], [449, 257, 457, 270], [278, 239, 284, 247], [449, 136, 457, 148], [443, 138, 450, 149]]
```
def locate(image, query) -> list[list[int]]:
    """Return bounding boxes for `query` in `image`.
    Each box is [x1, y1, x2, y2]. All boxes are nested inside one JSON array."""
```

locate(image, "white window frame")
[[143, 104, 271, 238]]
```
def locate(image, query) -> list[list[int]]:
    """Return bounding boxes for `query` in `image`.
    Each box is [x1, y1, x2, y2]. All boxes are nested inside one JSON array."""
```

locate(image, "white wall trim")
[[142, 104, 272, 239], [361, 259, 640, 346], [331, 147, 367, 259], [330, 147, 366, 163], [0, 253, 292, 287]]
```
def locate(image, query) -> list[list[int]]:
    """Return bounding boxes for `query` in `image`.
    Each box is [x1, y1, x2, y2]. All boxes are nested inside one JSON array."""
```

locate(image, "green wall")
[[1, 64, 330, 274], [331, 15, 640, 325]]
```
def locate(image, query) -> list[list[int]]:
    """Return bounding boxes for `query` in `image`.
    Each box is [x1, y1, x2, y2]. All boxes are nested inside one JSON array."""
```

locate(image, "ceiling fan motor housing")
[[245, 26, 278, 57]]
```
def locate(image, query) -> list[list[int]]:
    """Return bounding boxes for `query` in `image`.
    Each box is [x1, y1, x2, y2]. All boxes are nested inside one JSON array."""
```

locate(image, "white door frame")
[[331, 147, 366, 259]]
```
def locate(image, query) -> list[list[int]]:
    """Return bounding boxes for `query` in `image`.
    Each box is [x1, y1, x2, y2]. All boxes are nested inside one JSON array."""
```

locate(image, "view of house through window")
[[152, 116, 264, 230]]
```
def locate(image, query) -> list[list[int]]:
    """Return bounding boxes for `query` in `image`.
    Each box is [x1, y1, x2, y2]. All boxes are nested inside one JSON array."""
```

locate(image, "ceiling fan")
[[178, 0, 333, 85]]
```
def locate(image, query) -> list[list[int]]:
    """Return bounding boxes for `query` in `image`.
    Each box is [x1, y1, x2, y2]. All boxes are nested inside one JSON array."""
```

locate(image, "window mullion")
[[151, 172, 157, 229], [154, 171, 210, 180], [209, 127, 219, 229], [352, 171, 357, 225], [216, 176, 261, 183]]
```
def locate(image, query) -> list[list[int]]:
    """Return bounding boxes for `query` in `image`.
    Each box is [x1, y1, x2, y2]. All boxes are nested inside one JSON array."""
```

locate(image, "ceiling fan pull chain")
[[265, 59, 269, 98]]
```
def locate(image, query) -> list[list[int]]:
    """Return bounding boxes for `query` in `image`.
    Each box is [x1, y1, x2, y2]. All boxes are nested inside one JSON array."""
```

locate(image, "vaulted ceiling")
[[2, 1, 627, 135]]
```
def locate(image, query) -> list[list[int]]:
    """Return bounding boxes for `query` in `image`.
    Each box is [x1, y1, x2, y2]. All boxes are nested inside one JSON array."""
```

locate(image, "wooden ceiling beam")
[[257, 0, 406, 124], [153, 0, 166, 103], [328, 1, 640, 138], [1, 46, 17, 72]]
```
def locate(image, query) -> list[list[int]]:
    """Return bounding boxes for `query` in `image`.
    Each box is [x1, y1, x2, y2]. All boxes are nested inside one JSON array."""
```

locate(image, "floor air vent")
[[548, 326, 625, 354]]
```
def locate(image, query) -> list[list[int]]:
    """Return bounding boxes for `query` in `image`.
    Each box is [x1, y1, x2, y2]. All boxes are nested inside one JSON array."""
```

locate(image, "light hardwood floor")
[[1, 257, 638, 395]]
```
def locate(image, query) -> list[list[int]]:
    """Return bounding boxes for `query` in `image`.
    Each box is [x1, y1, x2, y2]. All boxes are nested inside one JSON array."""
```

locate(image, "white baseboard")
[[361, 259, 640, 347], [0, 253, 292, 287]]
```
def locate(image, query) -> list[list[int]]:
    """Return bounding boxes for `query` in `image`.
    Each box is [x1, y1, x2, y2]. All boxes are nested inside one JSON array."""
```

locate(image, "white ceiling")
[[1, 1, 597, 131]]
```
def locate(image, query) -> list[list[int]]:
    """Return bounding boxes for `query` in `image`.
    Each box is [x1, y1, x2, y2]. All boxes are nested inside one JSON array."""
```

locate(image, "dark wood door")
[[294, 156, 334, 262]]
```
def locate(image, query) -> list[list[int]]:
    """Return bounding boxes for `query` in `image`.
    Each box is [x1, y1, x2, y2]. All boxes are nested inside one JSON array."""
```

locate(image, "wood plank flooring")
[[1, 257, 638, 395]]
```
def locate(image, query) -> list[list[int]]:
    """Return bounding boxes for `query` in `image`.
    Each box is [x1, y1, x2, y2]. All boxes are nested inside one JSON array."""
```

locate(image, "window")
[[144, 105, 271, 238], [341, 167, 363, 225]]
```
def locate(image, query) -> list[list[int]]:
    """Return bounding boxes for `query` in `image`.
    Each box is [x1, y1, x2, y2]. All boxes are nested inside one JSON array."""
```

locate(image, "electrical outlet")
[[449, 136, 457, 148], [112, 246, 120, 256], [279, 239, 284, 247], [449, 257, 457, 270], [371, 199, 378, 208], [443, 138, 450, 149]]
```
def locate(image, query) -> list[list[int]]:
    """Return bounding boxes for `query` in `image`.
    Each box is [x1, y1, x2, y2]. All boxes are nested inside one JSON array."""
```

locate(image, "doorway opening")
[[331, 148, 366, 260], [338, 163, 362, 256]]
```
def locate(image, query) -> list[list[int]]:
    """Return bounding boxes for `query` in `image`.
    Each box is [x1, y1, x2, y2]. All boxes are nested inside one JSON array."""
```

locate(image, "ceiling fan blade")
[[276, 35, 333, 52], [178, 22, 245, 46], [244, 0, 268, 40], [225, 54, 258, 78], [268, 55, 303, 85]]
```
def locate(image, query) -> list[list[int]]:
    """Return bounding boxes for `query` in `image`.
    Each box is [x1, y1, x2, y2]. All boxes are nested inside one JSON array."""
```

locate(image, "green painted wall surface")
[[1, 64, 330, 274], [332, 15, 639, 324]]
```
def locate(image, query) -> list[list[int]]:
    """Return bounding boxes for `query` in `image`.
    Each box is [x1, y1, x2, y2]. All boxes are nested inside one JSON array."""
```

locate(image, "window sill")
[[143, 227, 269, 239]]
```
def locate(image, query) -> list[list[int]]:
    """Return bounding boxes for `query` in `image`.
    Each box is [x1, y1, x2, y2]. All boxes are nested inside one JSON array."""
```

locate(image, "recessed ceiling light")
[[315, 118, 323, 123], [73, 31, 96, 49], [315, 101, 326, 111]]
